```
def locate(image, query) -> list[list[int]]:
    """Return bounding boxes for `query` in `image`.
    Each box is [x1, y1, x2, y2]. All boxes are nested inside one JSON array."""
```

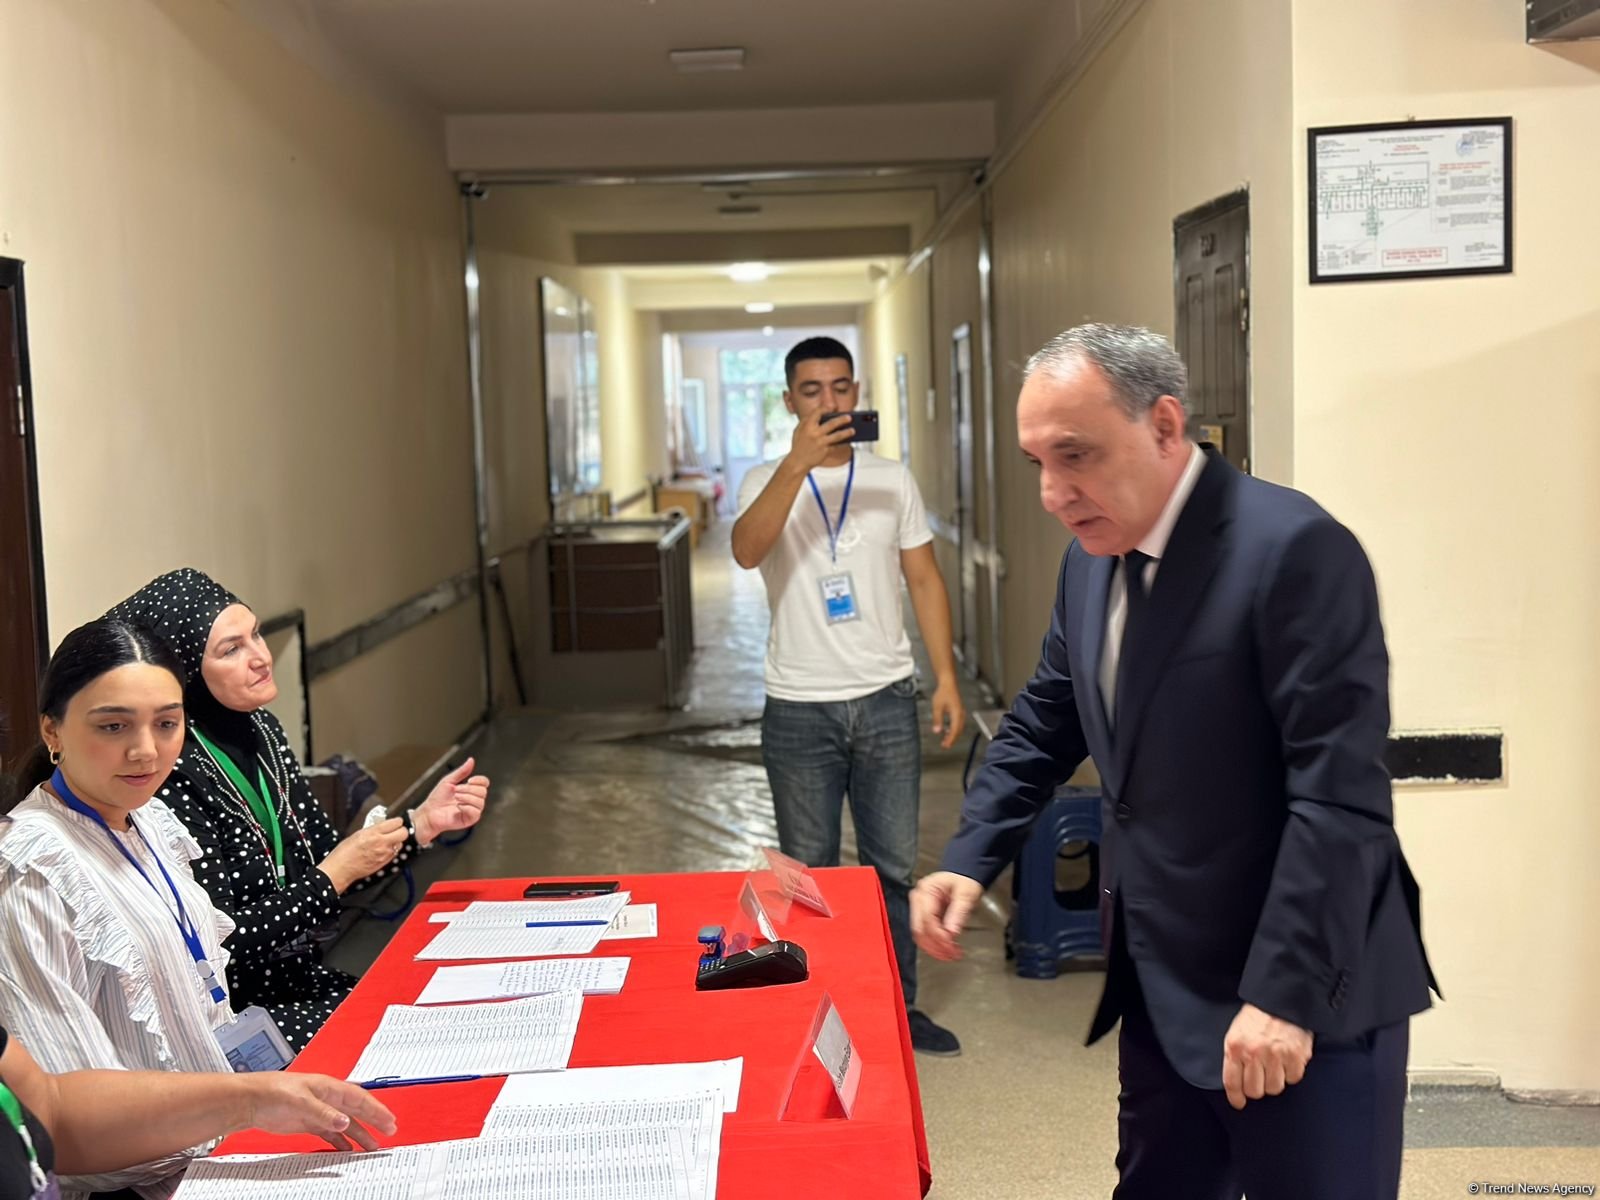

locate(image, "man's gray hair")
[[1023, 323, 1189, 419]]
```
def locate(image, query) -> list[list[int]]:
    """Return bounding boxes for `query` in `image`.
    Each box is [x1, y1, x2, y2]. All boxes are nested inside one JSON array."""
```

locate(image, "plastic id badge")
[[215, 1005, 294, 1072], [819, 573, 860, 624]]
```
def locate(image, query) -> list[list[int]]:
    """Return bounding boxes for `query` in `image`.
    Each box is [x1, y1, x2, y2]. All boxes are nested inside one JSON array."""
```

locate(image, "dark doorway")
[[1, 258, 48, 776], [1174, 192, 1251, 473]]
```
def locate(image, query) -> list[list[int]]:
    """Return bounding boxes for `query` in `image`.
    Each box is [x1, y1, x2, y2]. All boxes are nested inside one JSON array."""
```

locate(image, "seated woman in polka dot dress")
[[108, 569, 491, 1052]]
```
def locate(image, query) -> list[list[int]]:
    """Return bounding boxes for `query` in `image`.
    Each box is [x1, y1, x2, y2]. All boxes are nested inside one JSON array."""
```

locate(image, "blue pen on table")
[[358, 1073, 483, 1090], [525, 919, 610, 928]]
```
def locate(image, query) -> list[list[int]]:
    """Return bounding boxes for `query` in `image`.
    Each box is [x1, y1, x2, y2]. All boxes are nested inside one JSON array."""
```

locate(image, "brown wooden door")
[[1174, 193, 1250, 472], [1, 259, 47, 775]]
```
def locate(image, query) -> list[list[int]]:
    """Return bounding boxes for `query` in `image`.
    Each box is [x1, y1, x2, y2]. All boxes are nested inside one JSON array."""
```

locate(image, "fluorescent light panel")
[[669, 47, 745, 72]]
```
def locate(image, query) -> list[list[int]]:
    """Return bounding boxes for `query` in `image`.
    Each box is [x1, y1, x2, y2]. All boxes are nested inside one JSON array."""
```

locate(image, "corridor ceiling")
[[305, 0, 1060, 115], [239, 0, 1128, 309]]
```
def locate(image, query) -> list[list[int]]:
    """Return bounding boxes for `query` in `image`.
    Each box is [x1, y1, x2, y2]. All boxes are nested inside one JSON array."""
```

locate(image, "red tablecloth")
[[217, 868, 932, 1197]]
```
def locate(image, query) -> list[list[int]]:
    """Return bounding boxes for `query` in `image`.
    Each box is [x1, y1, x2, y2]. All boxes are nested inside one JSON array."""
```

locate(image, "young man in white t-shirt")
[[733, 336, 967, 1056]]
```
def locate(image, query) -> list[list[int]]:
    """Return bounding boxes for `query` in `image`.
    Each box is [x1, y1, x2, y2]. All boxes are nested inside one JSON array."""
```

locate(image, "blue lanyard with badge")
[[808, 451, 862, 625], [49, 769, 294, 1072]]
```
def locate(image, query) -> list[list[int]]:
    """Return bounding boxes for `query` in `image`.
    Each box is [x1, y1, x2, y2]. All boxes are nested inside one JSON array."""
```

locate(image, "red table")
[[217, 868, 932, 1197]]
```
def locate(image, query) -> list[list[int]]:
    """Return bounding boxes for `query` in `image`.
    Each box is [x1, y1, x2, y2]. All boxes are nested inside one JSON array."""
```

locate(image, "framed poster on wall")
[[1308, 117, 1511, 283]]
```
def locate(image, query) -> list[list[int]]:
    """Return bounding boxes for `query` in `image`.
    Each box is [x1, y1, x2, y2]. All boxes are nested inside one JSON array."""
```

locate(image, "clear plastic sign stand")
[[761, 847, 835, 917], [736, 869, 792, 946], [779, 991, 861, 1121]]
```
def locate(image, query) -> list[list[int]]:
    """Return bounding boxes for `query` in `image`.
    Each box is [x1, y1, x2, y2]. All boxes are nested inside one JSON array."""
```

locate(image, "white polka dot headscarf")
[[106, 568, 242, 684]]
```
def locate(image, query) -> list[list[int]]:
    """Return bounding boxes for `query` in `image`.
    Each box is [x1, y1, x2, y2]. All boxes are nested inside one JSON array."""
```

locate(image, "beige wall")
[[594, 272, 667, 505], [858, 266, 929, 470], [0, 0, 479, 762], [1292, 0, 1600, 1094], [987, 0, 1295, 695]]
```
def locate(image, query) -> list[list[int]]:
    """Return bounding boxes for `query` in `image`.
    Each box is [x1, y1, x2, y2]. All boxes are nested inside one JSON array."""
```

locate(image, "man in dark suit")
[[912, 324, 1437, 1199]]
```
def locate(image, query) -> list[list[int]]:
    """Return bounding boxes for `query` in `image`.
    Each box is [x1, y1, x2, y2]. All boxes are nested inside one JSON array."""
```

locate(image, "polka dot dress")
[[109, 569, 420, 1052]]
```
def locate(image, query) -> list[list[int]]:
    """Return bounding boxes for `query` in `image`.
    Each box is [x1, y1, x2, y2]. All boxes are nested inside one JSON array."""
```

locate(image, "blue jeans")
[[761, 677, 922, 1006]]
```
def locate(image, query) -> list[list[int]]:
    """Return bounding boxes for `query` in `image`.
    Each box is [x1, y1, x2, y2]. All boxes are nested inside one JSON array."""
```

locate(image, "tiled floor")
[[330, 522, 1600, 1198]]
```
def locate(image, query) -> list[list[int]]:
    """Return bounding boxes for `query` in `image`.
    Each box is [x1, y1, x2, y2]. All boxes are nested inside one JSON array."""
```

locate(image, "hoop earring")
[[49, 748, 62, 766]]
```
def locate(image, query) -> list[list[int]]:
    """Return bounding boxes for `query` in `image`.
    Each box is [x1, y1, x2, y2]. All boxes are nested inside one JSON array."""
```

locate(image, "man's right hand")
[[911, 871, 985, 961], [784, 409, 855, 475]]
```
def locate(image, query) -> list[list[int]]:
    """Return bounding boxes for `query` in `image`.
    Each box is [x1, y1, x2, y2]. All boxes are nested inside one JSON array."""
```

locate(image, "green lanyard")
[[192, 726, 285, 885], [0, 1079, 50, 1194]]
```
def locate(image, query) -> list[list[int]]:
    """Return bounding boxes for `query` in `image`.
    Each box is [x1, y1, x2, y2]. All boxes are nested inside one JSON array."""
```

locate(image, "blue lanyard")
[[806, 451, 856, 565], [49, 769, 227, 1005]]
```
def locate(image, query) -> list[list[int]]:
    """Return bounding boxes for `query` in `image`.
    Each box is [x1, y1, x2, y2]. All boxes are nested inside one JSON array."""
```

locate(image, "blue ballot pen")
[[525, 919, 610, 927], [359, 1074, 483, 1090]]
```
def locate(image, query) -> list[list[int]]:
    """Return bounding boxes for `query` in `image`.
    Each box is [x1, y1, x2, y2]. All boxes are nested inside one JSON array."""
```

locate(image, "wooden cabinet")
[[537, 517, 694, 708]]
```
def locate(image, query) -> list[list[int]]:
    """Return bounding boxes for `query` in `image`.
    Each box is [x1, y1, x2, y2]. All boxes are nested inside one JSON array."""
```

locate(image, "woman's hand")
[[410, 758, 490, 846], [238, 1072, 397, 1151], [318, 818, 408, 894]]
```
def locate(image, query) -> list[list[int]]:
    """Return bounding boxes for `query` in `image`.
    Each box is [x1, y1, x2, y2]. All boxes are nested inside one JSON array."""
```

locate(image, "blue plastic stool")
[[1010, 786, 1104, 979]]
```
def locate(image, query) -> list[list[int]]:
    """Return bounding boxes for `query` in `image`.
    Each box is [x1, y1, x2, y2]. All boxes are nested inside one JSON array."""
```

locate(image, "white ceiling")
[[512, 177, 946, 245], [313, 0, 1061, 115], [529, 179, 939, 232]]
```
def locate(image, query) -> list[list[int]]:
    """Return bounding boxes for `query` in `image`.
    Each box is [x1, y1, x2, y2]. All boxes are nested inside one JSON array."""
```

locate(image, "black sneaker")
[[908, 1009, 961, 1057]]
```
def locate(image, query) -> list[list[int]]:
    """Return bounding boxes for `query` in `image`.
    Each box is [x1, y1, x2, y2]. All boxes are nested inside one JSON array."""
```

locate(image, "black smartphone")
[[838, 411, 879, 443], [522, 880, 619, 898]]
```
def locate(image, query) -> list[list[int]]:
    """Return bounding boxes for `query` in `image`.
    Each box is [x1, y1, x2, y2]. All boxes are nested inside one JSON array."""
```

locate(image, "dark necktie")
[[1122, 549, 1153, 634], [1114, 550, 1153, 726]]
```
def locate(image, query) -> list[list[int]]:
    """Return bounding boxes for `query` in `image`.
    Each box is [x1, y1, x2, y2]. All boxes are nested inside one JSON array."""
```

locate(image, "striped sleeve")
[[0, 868, 203, 1191]]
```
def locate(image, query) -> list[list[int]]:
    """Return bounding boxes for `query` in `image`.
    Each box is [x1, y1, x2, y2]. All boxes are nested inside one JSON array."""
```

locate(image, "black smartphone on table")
[[522, 880, 619, 898]]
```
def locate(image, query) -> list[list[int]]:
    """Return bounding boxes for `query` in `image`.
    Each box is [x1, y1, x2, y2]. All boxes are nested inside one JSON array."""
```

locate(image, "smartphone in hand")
[[837, 411, 879, 443]]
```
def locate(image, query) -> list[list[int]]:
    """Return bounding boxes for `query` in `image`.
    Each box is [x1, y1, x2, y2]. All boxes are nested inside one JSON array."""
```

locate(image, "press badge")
[[215, 1005, 294, 1072], [819, 573, 861, 624]]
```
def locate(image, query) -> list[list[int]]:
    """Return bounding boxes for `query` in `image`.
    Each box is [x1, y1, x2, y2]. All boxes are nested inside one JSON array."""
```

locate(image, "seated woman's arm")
[[161, 773, 344, 963], [0, 1034, 395, 1172]]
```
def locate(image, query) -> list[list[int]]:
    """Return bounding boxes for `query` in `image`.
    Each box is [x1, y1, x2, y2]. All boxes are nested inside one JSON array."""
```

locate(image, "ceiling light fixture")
[[728, 262, 770, 282], [745, 302, 775, 314], [669, 47, 746, 73], [762, 325, 776, 336]]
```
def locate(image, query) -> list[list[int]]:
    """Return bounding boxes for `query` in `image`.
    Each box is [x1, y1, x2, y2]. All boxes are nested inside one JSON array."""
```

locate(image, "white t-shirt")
[[738, 449, 933, 702]]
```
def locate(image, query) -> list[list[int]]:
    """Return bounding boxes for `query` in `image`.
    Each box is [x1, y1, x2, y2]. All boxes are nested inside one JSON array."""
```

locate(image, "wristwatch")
[[405, 809, 435, 849]]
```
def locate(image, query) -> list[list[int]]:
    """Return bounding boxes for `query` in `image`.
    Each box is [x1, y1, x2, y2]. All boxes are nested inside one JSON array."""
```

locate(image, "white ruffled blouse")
[[0, 787, 237, 1200]]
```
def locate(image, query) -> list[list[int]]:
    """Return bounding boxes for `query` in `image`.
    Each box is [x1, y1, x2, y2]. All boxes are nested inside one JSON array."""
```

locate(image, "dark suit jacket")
[[941, 448, 1438, 1088]]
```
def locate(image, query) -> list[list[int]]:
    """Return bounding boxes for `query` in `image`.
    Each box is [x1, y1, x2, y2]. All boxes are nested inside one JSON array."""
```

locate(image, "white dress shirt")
[[1099, 442, 1207, 720]]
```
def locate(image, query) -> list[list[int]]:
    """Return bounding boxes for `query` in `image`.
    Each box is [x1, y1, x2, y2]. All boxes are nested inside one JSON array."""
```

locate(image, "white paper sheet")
[[456, 893, 631, 923], [436, 1129, 693, 1200], [491, 1057, 743, 1114], [480, 1091, 721, 1199], [428, 898, 653, 937], [599, 903, 658, 940], [346, 993, 581, 1084], [173, 1146, 441, 1200], [178, 1128, 698, 1200], [416, 920, 610, 960], [414, 957, 630, 1005]]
